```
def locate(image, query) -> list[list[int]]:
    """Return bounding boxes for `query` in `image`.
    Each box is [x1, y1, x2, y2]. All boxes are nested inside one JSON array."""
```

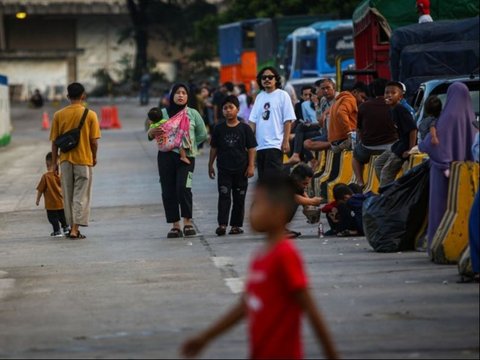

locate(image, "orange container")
[[220, 50, 258, 92]]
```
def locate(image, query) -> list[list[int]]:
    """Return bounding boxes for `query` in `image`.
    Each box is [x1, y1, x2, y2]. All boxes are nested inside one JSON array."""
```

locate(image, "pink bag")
[[155, 109, 191, 152]]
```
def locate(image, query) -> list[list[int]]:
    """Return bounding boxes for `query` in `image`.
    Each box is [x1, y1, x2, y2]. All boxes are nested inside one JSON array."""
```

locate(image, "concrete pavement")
[[0, 100, 478, 359]]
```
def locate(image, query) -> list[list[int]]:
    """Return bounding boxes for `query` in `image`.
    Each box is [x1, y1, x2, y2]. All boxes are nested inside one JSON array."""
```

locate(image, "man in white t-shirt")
[[249, 67, 296, 179], [417, 0, 433, 23]]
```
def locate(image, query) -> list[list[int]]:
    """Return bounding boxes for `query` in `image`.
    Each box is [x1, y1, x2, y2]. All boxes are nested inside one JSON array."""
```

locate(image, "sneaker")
[[63, 227, 71, 236], [50, 231, 64, 237]]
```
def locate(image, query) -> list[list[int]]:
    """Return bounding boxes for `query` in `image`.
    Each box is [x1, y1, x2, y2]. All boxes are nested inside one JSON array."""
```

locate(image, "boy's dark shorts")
[[353, 143, 386, 164]]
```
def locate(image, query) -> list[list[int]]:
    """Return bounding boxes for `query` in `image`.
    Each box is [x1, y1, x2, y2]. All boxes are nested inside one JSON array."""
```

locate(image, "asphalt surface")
[[0, 100, 478, 359]]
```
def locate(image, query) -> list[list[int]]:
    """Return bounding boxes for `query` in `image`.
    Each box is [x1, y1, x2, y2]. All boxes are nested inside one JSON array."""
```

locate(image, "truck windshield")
[[295, 38, 318, 72], [326, 28, 354, 67]]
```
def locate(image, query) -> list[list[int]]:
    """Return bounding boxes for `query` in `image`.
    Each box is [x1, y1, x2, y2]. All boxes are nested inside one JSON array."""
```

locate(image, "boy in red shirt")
[[181, 173, 339, 359]]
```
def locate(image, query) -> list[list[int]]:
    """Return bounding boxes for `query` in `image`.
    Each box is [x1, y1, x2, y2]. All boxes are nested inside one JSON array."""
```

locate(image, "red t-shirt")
[[246, 239, 308, 359]]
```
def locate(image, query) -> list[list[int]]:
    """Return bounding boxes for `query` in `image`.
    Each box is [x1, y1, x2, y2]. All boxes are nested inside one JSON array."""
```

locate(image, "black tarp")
[[399, 41, 479, 82], [390, 17, 480, 81]]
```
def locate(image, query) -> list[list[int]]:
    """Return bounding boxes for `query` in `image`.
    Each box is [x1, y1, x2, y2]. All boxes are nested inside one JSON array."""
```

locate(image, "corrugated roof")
[[0, 0, 128, 15]]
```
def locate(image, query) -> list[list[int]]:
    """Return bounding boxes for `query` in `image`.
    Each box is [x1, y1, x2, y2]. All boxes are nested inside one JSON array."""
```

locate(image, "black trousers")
[[46, 209, 68, 233], [157, 151, 195, 223], [217, 170, 248, 227], [293, 125, 320, 161], [256, 148, 283, 180]]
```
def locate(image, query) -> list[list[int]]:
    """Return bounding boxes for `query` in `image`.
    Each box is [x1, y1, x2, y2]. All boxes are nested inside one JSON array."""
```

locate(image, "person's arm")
[[295, 194, 323, 206], [180, 299, 246, 358], [337, 103, 356, 137], [430, 126, 439, 145], [35, 191, 42, 206], [51, 143, 59, 174], [295, 288, 339, 359], [208, 147, 217, 179], [249, 121, 256, 134], [90, 138, 98, 167], [213, 105, 219, 125], [245, 147, 256, 178], [402, 129, 418, 159], [193, 110, 208, 145], [282, 120, 292, 153]]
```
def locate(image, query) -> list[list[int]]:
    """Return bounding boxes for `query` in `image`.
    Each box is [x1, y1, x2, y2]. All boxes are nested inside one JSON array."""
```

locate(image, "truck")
[[218, 19, 265, 91], [282, 20, 354, 81], [352, 0, 480, 81]]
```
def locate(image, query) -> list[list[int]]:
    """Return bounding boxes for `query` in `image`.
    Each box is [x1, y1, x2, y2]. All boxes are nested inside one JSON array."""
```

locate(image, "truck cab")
[[283, 20, 354, 81]]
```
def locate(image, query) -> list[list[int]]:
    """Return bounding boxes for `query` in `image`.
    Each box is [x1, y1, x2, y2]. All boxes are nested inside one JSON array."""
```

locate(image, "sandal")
[[285, 229, 301, 239], [183, 225, 197, 237], [167, 228, 183, 238], [216, 226, 227, 236], [229, 227, 244, 235], [69, 232, 86, 240], [337, 230, 358, 237]]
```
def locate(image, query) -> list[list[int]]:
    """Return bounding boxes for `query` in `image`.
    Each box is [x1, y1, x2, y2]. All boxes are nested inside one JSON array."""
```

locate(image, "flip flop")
[[69, 232, 86, 240], [167, 228, 183, 238], [216, 226, 227, 236], [184, 225, 197, 237], [229, 227, 244, 235]]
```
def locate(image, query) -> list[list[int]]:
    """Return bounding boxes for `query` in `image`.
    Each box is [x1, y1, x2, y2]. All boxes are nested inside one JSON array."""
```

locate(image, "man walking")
[[50, 82, 101, 239], [249, 67, 295, 179]]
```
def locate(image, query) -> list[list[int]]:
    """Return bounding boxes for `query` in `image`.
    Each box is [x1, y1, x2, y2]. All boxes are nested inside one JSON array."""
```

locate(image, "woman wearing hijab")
[[419, 82, 476, 251], [148, 83, 208, 238]]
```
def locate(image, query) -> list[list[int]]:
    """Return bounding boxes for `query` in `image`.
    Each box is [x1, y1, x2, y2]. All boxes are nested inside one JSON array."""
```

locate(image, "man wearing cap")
[[417, 0, 433, 23]]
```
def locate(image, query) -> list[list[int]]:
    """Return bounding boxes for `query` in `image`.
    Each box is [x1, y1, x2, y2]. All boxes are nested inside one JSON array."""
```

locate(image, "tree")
[[126, 0, 149, 81]]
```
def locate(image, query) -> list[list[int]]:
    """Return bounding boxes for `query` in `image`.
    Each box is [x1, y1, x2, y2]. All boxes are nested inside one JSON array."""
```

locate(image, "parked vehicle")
[[352, 0, 479, 81], [218, 19, 265, 91], [283, 20, 354, 81], [254, 15, 319, 71], [413, 75, 480, 124]]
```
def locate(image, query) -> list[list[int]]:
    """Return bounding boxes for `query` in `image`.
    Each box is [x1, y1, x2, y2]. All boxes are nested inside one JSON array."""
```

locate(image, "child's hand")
[[208, 165, 216, 179], [245, 165, 255, 178], [311, 197, 323, 206], [35, 200, 40, 206], [431, 136, 440, 145], [181, 334, 208, 358]]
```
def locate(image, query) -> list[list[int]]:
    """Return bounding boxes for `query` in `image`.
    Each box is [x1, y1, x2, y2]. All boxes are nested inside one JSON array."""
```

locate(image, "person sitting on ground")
[[208, 96, 257, 236], [180, 172, 339, 360], [418, 95, 442, 145], [321, 184, 359, 237], [374, 82, 418, 188], [35, 152, 70, 237], [148, 107, 191, 165], [352, 78, 398, 188], [305, 82, 369, 155]]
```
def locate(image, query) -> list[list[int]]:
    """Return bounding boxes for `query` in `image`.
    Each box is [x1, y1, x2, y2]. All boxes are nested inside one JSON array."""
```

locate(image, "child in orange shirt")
[[36, 152, 69, 237]]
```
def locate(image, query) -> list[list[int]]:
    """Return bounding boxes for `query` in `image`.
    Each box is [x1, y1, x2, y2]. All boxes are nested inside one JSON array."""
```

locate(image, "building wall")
[[0, 60, 68, 100], [76, 15, 135, 91]]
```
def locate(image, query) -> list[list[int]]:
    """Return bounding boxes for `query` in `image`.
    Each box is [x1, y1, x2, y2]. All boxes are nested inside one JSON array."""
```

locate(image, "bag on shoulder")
[[55, 108, 89, 153]]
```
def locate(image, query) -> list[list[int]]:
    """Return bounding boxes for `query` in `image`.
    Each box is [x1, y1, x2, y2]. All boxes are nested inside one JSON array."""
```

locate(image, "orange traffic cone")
[[110, 106, 122, 129], [41, 111, 50, 130], [100, 106, 112, 129]]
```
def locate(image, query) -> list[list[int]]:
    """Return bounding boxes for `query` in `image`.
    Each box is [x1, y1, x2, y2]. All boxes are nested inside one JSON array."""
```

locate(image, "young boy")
[[36, 152, 69, 237], [322, 183, 360, 237], [209, 95, 257, 236], [418, 95, 442, 144], [180, 172, 338, 359], [148, 107, 191, 164], [374, 82, 417, 188]]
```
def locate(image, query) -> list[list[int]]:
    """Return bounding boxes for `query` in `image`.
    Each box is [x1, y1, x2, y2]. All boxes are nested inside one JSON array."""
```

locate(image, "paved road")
[[0, 100, 478, 359]]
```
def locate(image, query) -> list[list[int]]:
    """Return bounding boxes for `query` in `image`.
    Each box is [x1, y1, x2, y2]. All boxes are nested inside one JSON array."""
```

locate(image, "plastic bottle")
[[318, 222, 324, 238]]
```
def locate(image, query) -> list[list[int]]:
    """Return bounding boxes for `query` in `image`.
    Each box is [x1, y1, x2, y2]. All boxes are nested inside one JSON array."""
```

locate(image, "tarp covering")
[[390, 17, 480, 80], [353, 0, 479, 30]]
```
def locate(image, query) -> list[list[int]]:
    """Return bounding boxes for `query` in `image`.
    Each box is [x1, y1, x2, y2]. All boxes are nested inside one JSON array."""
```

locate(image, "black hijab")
[[167, 83, 190, 117]]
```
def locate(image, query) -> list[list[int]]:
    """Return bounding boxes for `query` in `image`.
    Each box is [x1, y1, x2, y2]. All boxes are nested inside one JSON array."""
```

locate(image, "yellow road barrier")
[[327, 151, 353, 200], [430, 161, 479, 264]]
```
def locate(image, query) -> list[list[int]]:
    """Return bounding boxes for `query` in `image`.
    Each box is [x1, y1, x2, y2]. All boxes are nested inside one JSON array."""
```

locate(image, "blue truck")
[[283, 20, 355, 81]]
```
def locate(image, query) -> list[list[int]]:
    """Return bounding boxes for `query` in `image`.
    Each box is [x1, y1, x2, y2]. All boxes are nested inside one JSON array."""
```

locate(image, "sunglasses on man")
[[261, 75, 275, 81]]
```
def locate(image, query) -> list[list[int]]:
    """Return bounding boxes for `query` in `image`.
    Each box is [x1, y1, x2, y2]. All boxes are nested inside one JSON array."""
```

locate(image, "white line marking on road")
[[211, 256, 234, 268], [0, 271, 8, 278], [224, 278, 244, 294]]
